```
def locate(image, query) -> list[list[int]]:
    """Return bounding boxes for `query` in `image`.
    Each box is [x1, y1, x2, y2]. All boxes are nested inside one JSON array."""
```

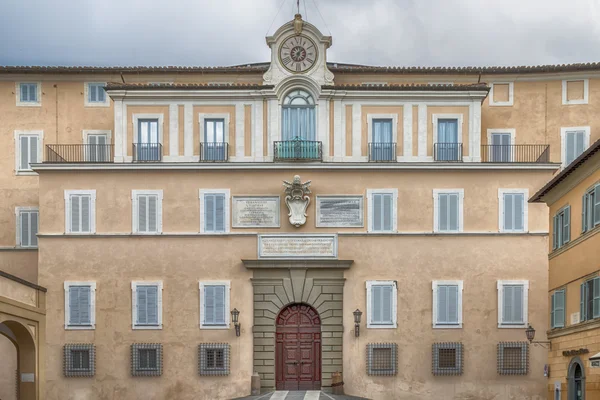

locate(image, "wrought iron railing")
[[434, 143, 463, 162], [133, 143, 162, 162], [481, 144, 550, 163], [368, 143, 397, 162], [45, 144, 114, 163], [200, 142, 229, 162], [274, 138, 322, 161]]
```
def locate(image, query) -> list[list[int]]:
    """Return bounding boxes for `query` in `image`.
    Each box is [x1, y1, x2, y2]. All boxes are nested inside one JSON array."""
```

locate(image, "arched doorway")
[[0, 321, 37, 400], [568, 357, 585, 400], [276, 303, 321, 390]]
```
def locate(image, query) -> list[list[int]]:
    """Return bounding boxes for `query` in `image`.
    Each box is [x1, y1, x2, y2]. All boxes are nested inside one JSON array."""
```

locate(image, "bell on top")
[[293, 13, 303, 35]]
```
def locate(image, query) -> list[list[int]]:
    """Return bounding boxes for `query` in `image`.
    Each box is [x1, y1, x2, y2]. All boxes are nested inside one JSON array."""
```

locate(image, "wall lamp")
[[353, 309, 362, 337], [231, 308, 241, 337], [525, 324, 551, 349]]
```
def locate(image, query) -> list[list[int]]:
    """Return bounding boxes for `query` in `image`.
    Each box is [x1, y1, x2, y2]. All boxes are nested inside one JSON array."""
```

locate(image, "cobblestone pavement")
[[232, 390, 370, 400]]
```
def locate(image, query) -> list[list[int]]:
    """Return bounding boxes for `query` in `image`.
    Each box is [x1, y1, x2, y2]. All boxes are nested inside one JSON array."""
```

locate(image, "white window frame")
[[498, 188, 529, 233], [16, 82, 42, 106], [84, 82, 110, 107], [366, 280, 398, 329], [497, 280, 529, 328], [199, 280, 231, 329], [132, 114, 164, 145], [366, 189, 398, 233], [432, 280, 463, 329], [433, 189, 464, 233], [199, 113, 230, 145], [64, 190, 97, 234], [198, 189, 231, 234], [132, 190, 163, 234], [131, 281, 163, 330], [561, 126, 591, 168], [432, 114, 464, 146], [82, 129, 112, 145], [489, 82, 514, 106], [367, 114, 398, 144], [15, 206, 39, 248], [14, 130, 43, 175], [562, 79, 589, 105], [486, 128, 516, 146], [64, 281, 96, 330]]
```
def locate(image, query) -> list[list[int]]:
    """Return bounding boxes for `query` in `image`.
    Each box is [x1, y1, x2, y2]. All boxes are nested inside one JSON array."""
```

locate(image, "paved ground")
[[233, 391, 369, 400]]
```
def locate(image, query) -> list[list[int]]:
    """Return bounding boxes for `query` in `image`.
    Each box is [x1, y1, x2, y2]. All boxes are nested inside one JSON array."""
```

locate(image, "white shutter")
[[20, 136, 29, 170], [513, 285, 523, 323], [449, 193, 459, 231], [503, 194, 513, 230], [79, 287, 91, 325], [447, 285, 458, 323], [514, 194, 524, 231], [502, 286, 513, 323], [381, 285, 392, 323], [30, 211, 38, 247], [29, 136, 38, 164]]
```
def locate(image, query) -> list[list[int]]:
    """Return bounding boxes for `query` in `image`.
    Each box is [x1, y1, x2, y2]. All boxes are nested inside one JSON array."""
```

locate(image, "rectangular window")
[[370, 119, 394, 161], [367, 189, 397, 233], [16, 207, 38, 248], [432, 342, 463, 375], [434, 189, 464, 233], [499, 190, 528, 232], [86, 83, 106, 104], [200, 281, 230, 329], [366, 281, 397, 328], [562, 128, 589, 167], [551, 289, 565, 329], [65, 190, 96, 234], [582, 185, 600, 233], [497, 280, 529, 328], [198, 343, 230, 376], [135, 118, 161, 161], [432, 281, 463, 328], [490, 132, 512, 162], [580, 277, 600, 322], [497, 342, 528, 375], [63, 344, 95, 377], [552, 206, 571, 250], [18, 82, 39, 104], [435, 119, 461, 161], [15, 132, 42, 172], [131, 343, 162, 376], [199, 189, 230, 234], [64, 282, 96, 329], [132, 190, 162, 234], [203, 119, 227, 161], [131, 281, 163, 329], [84, 133, 110, 162]]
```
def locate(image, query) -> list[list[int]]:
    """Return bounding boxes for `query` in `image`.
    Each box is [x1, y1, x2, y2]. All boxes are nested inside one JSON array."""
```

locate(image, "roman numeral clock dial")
[[279, 35, 318, 73]]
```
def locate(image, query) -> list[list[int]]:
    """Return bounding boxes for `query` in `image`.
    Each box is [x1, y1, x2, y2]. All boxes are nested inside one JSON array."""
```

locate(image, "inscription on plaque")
[[232, 196, 280, 228], [316, 196, 364, 227], [258, 234, 337, 259]]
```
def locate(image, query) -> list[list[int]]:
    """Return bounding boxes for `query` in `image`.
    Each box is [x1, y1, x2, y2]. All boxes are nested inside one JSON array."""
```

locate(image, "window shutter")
[[575, 131, 585, 158], [205, 286, 215, 324], [215, 194, 225, 232], [71, 196, 80, 232], [214, 285, 225, 324], [593, 278, 600, 319], [514, 194, 524, 231], [502, 286, 513, 323], [449, 193, 458, 231], [555, 290, 565, 328], [552, 215, 558, 250], [550, 293, 555, 328], [503, 194, 513, 230], [594, 186, 600, 226], [439, 194, 448, 231], [97, 85, 105, 102], [381, 285, 392, 323], [21, 84, 28, 101], [437, 285, 448, 323], [79, 286, 91, 325], [373, 194, 382, 232], [148, 195, 157, 232], [205, 194, 215, 232], [146, 286, 158, 324], [563, 206, 571, 243], [383, 193, 392, 231], [89, 84, 97, 102], [137, 287, 147, 324], [20, 136, 29, 170], [20, 212, 30, 247], [513, 285, 523, 323], [29, 136, 38, 164], [138, 195, 147, 232], [69, 287, 80, 324], [30, 211, 38, 247], [448, 285, 458, 323], [29, 84, 36, 102], [581, 283, 587, 322], [81, 196, 90, 233], [583, 194, 588, 232]]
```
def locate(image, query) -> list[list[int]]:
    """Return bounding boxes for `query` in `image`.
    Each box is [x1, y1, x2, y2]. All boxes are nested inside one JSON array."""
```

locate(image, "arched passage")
[[0, 320, 37, 400], [0, 329, 18, 400], [568, 356, 585, 400]]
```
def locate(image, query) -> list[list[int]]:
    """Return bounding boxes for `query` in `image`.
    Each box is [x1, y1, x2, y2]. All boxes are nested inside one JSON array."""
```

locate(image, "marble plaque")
[[21, 373, 34, 382], [316, 196, 364, 227], [258, 234, 337, 259], [232, 196, 280, 228]]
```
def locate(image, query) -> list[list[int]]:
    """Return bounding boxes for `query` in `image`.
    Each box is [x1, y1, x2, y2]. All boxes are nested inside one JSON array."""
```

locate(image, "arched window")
[[282, 89, 316, 141], [568, 357, 585, 400]]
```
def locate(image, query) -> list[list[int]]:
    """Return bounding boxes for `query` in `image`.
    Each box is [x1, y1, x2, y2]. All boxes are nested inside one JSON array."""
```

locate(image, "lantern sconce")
[[231, 308, 241, 337], [353, 309, 363, 337], [525, 324, 551, 349]]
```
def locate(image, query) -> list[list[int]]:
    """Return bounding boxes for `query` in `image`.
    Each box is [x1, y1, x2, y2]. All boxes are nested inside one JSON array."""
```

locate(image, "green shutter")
[[563, 206, 571, 243], [583, 194, 588, 233], [594, 186, 600, 227], [554, 290, 565, 328], [581, 283, 586, 322], [593, 278, 600, 319], [550, 293, 555, 328]]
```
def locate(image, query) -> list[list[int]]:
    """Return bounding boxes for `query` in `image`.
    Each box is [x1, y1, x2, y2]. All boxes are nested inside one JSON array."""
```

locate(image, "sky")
[[0, 0, 599, 68]]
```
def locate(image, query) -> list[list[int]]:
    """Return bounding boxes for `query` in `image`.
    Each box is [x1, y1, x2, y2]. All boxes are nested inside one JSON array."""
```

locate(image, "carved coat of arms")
[[283, 175, 311, 227]]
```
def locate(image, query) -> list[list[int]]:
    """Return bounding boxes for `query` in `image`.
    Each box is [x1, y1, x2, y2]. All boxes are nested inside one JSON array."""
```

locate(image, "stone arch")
[[274, 75, 321, 101], [0, 320, 37, 400], [567, 356, 585, 400]]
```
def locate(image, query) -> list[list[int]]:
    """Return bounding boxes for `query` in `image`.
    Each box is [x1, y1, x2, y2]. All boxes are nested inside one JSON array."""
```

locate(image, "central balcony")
[[368, 143, 397, 162], [274, 138, 322, 162], [434, 143, 463, 162], [133, 143, 162, 162], [200, 142, 229, 162]]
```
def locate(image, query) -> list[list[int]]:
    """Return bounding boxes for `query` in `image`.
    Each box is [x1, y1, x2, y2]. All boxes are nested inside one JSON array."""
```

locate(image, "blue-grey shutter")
[[381, 285, 392, 324], [593, 278, 600, 319], [503, 194, 513, 230], [21, 83, 28, 101], [89, 84, 96, 103], [373, 194, 382, 231], [513, 285, 523, 323], [20, 212, 30, 247], [29, 84, 37, 102], [81, 196, 90, 232], [437, 285, 448, 323], [30, 211, 38, 247], [502, 286, 513, 323], [383, 194, 392, 231], [205, 194, 215, 232], [69, 286, 80, 324], [563, 206, 571, 243], [371, 285, 392, 324], [205, 286, 215, 324], [214, 285, 225, 325], [553, 215, 559, 250], [148, 195, 157, 232], [514, 194, 524, 231], [137, 287, 147, 324], [448, 285, 458, 323], [71, 196, 80, 232], [79, 286, 91, 325], [20, 136, 29, 170], [138, 196, 147, 232], [97, 85, 106, 102], [215, 194, 225, 232], [581, 283, 587, 322], [594, 186, 600, 226], [439, 194, 448, 231], [29, 136, 38, 164], [583, 194, 588, 232], [146, 286, 158, 324], [550, 293, 555, 328], [554, 290, 565, 328], [449, 193, 459, 231]]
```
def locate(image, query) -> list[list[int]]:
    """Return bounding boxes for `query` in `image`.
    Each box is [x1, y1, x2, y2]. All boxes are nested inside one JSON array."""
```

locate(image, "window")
[[497, 280, 529, 328], [83, 130, 111, 162], [63, 344, 95, 377], [487, 129, 515, 162], [64, 190, 96, 234], [366, 281, 397, 328], [368, 115, 396, 161], [84, 83, 109, 106], [433, 189, 464, 233], [16, 207, 38, 248], [551, 289, 565, 329], [202, 118, 227, 161], [16, 82, 41, 106], [133, 114, 163, 162], [131, 343, 162, 376], [282, 89, 316, 141], [14, 130, 43, 174], [367, 189, 397, 233], [553, 206, 571, 250], [432, 281, 463, 328], [497, 342, 528, 375], [199, 189, 230, 233], [582, 184, 600, 233], [199, 281, 230, 329], [366, 343, 397, 376], [64, 281, 96, 329], [580, 277, 600, 322], [131, 281, 163, 329], [562, 79, 589, 105], [561, 127, 590, 167], [432, 343, 463, 375], [132, 190, 163, 234], [434, 118, 461, 161], [198, 343, 230, 376], [489, 82, 514, 106], [499, 189, 528, 232]]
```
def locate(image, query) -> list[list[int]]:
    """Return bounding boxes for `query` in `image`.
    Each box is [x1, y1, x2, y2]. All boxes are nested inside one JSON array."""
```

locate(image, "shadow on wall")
[[0, 326, 18, 400]]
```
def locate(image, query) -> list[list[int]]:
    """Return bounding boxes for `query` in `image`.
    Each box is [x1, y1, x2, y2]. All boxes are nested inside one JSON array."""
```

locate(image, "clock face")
[[279, 35, 318, 73]]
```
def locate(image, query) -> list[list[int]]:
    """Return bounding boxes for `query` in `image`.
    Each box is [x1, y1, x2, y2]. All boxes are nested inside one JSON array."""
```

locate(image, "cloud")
[[0, 0, 598, 67]]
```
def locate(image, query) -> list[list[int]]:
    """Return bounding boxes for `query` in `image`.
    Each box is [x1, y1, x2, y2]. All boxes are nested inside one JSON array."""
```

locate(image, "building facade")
[[531, 139, 600, 400], [1, 16, 599, 400]]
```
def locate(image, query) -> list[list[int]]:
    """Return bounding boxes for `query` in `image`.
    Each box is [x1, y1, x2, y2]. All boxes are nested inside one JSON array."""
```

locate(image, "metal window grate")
[[366, 343, 397, 376], [432, 342, 463, 375], [199, 343, 230, 376], [131, 343, 162, 376], [63, 344, 95, 377], [497, 342, 528, 375]]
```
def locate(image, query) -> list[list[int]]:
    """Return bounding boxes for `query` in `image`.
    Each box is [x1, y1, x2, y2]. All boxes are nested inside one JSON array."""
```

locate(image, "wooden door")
[[276, 304, 321, 390]]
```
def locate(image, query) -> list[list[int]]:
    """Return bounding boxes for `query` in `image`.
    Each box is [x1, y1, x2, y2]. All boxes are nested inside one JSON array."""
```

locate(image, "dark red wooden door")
[[276, 304, 321, 390]]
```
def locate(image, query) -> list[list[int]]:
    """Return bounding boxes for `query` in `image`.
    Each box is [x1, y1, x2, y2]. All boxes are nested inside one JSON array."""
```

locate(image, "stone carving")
[[283, 175, 311, 227], [232, 196, 280, 228]]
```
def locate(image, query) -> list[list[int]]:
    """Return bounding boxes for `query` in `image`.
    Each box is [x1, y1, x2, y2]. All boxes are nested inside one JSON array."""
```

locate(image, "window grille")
[[432, 342, 463, 375], [63, 344, 95, 377], [199, 343, 230, 376], [131, 343, 162, 376], [497, 342, 528, 375], [366, 343, 397, 376]]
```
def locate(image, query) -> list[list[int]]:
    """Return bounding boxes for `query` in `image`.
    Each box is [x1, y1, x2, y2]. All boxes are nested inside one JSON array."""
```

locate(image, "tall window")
[[136, 119, 160, 161], [15, 132, 42, 173], [17, 207, 38, 248], [499, 190, 527, 233], [436, 119, 460, 161], [132, 190, 162, 234], [562, 128, 589, 167], [432, 281, 463, 328], [366, 281, 397, 328], [551, 289, 565, 328], [64, 281, 96, 329], [497, 280, 528, 328], [367, 189, 397, 233], [131, 281, 163, 329], [580, 277, 600, 322], [65, 190, 96, 234], [582, 184, 600, 233], [282, 89, 316, 141], [434, 189, 464, 233], [203, 119, 226, 161], [553, 206, 570, 250], [371, 119, 394, 161], [199, 189, 230, 234], [490, 132, 512, 162], [200, 281, 230, 329], [85, 133, 109, 162]]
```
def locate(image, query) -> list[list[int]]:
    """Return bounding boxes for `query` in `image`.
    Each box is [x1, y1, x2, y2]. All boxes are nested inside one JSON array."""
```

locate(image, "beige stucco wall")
[[0, 275, 38, 307], [0, 333, 17, 400], [0, 251, 38, 283]]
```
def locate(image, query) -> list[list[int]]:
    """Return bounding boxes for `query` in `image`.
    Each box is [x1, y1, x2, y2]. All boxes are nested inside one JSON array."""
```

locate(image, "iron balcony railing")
[[368, 143, 397, 162], [45, 144, 114, 163], [481, 144, 550, 163], [434, 143, 463, 162], [200, 142, 229, 162], [133, 143, 162, 162], [274, 138, 322, 161]]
